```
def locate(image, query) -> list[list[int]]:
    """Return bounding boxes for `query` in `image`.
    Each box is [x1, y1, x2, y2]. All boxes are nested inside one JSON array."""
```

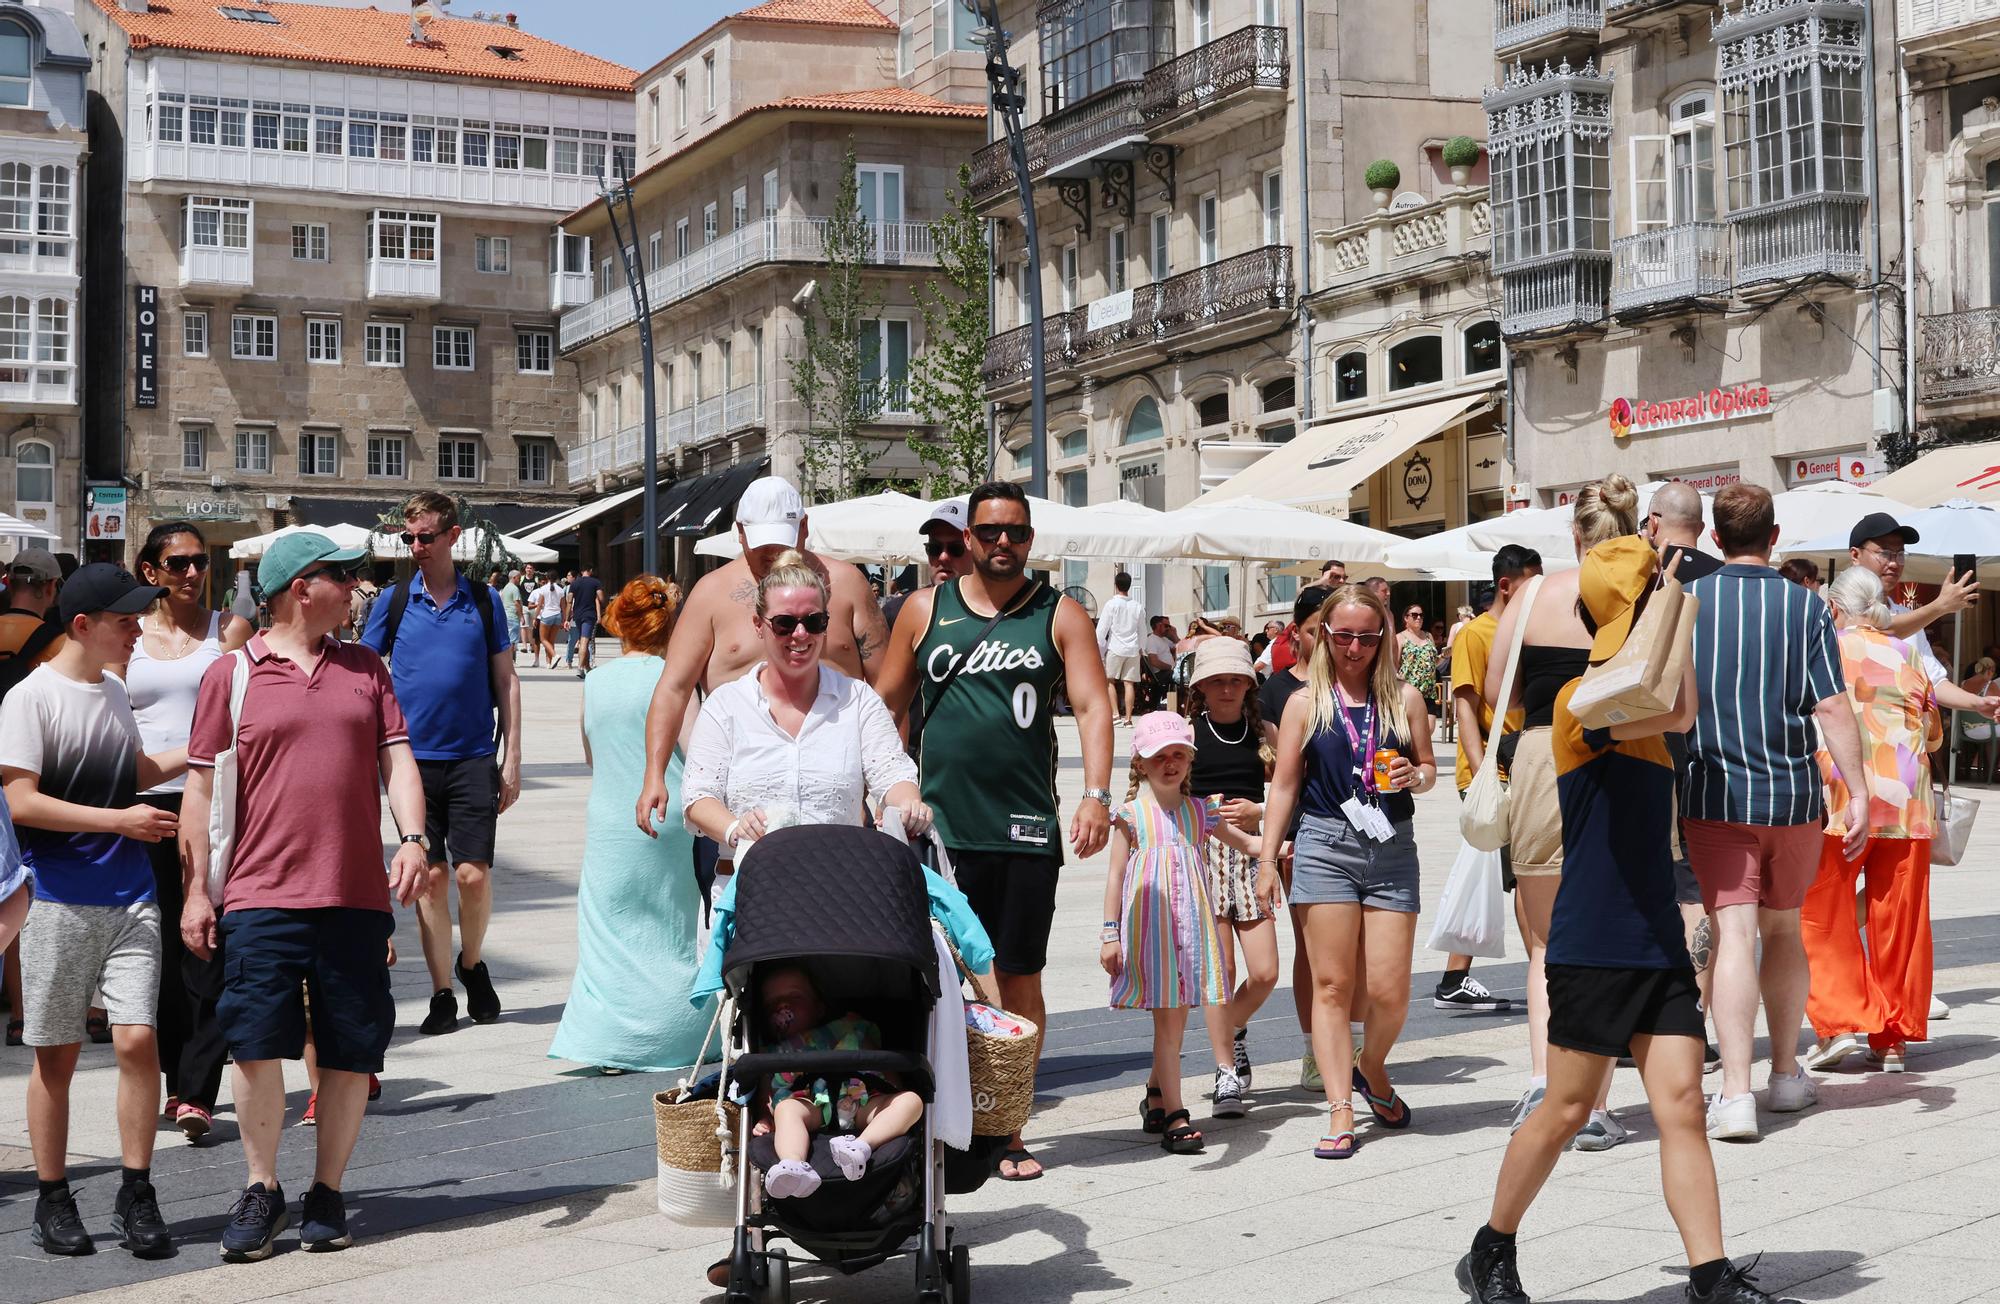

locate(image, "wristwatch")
[[1082, 787, 1113, 806], [400, 832, 430, 852]]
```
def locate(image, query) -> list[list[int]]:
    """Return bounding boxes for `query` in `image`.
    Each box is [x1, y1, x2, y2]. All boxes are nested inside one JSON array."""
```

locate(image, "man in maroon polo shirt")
[[180, 531, 428, 1261]]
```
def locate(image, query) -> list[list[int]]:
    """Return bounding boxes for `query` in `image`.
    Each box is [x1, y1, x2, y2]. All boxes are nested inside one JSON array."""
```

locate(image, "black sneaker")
[[1434, 973, 1513, 1013], [1686, 1258, 1801, 1304], [219, 1182, 287, 1262], [1232, 1026, 1253, 1089], [1456, 1242, 1529, 1304], [299, 1182, 351, 1252], [30, 1188, 94, 1256], [1212, 1067, 1247, 1118], [420, 989, 459, 1036], [456, 954, 501, 1024], [112, 1179, 172, 1259]]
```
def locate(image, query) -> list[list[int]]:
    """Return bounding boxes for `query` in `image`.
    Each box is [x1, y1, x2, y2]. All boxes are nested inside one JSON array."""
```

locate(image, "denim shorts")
[[1289, 812, 1421, 913], [217, 907, 395, 1074]]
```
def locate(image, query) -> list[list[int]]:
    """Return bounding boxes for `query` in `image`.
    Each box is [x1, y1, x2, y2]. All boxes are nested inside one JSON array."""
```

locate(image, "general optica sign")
[[1608, 385, 1771, 439]]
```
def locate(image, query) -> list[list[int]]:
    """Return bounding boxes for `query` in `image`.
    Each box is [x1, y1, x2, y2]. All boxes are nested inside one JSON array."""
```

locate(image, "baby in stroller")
[[759, 964, 926, 1199]]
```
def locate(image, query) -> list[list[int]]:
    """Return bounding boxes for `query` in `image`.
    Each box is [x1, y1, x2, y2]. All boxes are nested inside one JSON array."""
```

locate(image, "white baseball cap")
[[923, 498, 968, 534], [735, 476, 805, 550]]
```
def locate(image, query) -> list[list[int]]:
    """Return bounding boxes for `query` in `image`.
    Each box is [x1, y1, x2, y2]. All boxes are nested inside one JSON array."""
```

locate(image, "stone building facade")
[[77, 0, 634, 566]]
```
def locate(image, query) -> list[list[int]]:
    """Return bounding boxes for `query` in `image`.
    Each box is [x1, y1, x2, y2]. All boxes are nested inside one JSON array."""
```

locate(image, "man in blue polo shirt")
[[362, 491, 522, 1035]]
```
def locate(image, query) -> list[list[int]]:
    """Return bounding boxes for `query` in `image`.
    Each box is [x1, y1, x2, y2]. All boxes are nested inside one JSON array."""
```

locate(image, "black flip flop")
[[999, 1147, 1044, 1181], [1160, 1109, 1204, 1154]]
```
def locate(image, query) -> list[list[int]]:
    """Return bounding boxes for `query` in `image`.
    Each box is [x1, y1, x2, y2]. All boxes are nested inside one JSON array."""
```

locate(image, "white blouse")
[[680, 663, 917, 835]]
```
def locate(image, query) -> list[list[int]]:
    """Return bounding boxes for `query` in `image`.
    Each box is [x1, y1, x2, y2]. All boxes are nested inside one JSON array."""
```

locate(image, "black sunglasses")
[[766, 611, 830, 636], [971, 523, 1031, 545], [400, 530, 448, 546], [925, 539, 967, 559], [159, 554, 210, 575], [299, 560, 364, 585]]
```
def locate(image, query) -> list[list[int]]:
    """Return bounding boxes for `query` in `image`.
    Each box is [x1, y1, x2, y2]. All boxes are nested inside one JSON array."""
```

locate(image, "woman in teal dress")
[[549, 576, 713, 1073]]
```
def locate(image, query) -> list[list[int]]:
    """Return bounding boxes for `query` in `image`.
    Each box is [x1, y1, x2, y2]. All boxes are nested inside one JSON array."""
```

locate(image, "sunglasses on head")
[[766, 611, 830, 636], [971, 523, 1031, 545], [925, 538, 967, 559], [1328, 630, 1383, 648], [401, 530, 448, 546], [159, 554, 210, 575]]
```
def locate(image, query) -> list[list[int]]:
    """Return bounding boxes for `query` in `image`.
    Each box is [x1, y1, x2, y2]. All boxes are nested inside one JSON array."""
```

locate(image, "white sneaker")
[[1706, 1092, 1759, 1142], [1766, 1068, 1818, 1114], [1803, 1033, 1864, 1073], [1508, 1084, 1546, 1134], [1930, 994, 1949, 1021]]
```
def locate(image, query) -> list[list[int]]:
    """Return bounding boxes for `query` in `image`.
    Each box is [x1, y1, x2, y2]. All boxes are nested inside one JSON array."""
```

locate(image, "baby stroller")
[[718, 824, 983, 1304]]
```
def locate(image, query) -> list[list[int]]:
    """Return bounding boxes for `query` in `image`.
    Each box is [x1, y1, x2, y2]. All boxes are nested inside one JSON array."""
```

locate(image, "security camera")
[[794, 280, 817, 306]]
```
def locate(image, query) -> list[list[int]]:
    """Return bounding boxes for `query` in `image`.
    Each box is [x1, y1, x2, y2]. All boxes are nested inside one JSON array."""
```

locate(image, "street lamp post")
[[599, 166, 661, 575], [974, 0, 1047, 498]]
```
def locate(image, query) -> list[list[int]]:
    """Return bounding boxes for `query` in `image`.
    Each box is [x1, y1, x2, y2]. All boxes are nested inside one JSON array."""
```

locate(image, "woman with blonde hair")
[[1484, 473, 1640, 1150], [1257, 584, 1436, 1158], [549, 575, 712, 1073]]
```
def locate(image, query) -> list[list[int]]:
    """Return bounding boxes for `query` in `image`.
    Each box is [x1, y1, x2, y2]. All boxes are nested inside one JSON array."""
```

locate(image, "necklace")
[[148, 611, 199, 659], [1202, 712, 1248, 746]]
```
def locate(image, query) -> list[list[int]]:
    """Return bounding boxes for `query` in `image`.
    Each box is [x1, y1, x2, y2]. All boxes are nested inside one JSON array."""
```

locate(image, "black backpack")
[[0, 612, 61, 704], [378, 573, 503, 744]]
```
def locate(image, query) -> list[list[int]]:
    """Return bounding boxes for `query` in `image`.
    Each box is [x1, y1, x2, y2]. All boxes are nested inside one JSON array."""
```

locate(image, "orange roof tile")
[[735, 0, 896, 30], [90, 1, 636, 93]]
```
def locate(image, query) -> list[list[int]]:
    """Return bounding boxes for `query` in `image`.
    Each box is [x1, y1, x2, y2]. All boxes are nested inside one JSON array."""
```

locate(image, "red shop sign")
[[1609, 385, 1772, 439]]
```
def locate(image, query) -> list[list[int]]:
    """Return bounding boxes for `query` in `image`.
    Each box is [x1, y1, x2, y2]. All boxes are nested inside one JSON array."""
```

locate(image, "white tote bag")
[[204, 650, 252, 908], [1427, 840, 1508, 960], [1931, 785, 1979, 867], [1461, 576, 1543, 852]]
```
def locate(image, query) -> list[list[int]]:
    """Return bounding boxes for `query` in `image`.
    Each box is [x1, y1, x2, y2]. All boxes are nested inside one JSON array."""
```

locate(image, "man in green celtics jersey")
[[878, 481, 1114, 1182]]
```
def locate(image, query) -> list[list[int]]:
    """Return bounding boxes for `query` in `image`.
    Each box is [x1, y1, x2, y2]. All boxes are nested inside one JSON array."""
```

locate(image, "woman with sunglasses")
[[681, 551, 931, 864], [1257, 584, 1435, 1158], [117, 521, 251, 1142]]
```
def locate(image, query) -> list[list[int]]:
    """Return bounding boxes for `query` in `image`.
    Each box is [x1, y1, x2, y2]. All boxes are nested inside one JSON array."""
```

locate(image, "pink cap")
[[1131, 711, 1196, 759]]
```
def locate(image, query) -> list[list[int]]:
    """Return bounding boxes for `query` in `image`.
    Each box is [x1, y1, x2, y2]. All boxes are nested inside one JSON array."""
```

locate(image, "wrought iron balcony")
[[1494, 0, 1604, 58], [1144, 24, 1289, 140], [1919, 308, 2000, 402], [1731, 193, 1867, 287], [982, 244, 1292, 393], [970, 124, 1046, 208], [1611, 222, 1731, 315], [1498, 249, 1612, 338], [1316, 189, 1492, 293]]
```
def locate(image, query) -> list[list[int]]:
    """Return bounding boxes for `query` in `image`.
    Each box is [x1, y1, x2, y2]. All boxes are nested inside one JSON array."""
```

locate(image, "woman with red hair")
[[549, 576, 710, 1073]]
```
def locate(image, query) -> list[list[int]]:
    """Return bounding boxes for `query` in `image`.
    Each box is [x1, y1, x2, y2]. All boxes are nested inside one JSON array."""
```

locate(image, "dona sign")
[[1608, 385, 1771, 439]]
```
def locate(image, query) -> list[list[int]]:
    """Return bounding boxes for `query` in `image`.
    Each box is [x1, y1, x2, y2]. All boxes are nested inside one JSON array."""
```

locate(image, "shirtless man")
[[633, 475, 889, 835]]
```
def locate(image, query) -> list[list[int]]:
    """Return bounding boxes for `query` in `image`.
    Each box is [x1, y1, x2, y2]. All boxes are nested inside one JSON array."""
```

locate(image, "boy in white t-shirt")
[[0, 565, 186, 1258]]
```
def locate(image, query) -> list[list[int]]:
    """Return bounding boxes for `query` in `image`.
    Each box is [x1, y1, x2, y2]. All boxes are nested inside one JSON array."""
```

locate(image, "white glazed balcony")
[[1611, 222, 1732, 314], [367, 256, 442, 301]]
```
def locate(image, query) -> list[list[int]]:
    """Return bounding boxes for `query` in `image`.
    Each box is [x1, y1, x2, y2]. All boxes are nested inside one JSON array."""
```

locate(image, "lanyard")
[[1334, 689, 1377, 796]]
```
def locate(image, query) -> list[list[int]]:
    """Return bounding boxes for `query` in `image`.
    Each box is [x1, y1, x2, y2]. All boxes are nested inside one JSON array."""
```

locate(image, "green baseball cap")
[[257, 530, 369, 598]]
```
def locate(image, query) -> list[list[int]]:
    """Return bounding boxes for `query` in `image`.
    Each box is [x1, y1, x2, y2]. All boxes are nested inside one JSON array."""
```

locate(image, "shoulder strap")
[[381, 576, 414, 661], [226, 648, 251, 741], [1481, 575, 1543, 758], [469, 575, 497, 649], [914, 580, 1029, 741], [0, 615, 61, 702]]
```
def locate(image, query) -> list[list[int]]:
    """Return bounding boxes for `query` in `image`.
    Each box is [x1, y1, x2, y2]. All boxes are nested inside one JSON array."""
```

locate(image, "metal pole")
[[978, 0, 1047, 497], [1292, 0, 1312, 424], [602, 166, 661, 576]]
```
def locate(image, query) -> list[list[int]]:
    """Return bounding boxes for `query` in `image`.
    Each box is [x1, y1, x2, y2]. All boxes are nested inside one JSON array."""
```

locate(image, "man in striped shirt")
[[1680, 485, 1868, 1144]]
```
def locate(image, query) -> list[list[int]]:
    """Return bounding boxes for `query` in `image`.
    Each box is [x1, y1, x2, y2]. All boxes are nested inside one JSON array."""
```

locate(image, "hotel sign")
[[1608, 384, 1771, 439], [134, 285, 159, 409]]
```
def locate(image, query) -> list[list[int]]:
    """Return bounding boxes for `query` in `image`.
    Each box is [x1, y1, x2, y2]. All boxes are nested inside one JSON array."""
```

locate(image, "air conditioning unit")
[[210, 474, 225, 487]]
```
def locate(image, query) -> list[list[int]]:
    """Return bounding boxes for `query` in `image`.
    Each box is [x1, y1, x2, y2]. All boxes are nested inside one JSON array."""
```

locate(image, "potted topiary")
[[1364, 159, 1401, 209], [1442, 136, 1482, 187]]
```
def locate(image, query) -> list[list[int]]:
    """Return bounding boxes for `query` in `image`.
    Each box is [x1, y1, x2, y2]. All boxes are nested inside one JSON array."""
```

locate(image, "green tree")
[[908, 162, 992, 496], [792, 140, 883, 504]]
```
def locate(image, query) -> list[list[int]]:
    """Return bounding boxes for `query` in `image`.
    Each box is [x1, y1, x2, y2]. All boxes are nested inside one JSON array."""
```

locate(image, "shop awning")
[[609, 460, 770, 547], [290, 496, 568, 538], [516, 478, 669, 546], [1192, 391, 1495, 512], [1865, 443, 2000, 509], [606, 477, 707, 547]]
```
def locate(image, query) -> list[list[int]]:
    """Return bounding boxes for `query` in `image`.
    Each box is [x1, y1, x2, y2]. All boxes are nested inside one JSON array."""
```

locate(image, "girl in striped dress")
[[1100, 713, 1254, 1155]]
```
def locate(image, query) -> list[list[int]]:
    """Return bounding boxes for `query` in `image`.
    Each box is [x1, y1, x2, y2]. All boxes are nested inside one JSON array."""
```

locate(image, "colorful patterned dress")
[[1109, 793, 1227, 1011], [1819, 626, 1939, 840]]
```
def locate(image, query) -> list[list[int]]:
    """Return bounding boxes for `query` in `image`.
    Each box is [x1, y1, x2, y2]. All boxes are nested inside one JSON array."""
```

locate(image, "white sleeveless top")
[[128, 610, 224, 796]]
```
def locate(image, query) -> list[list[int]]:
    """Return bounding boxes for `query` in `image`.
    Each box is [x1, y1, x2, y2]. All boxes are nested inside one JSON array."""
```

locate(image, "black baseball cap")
[[59, 562, 166, 624], [1848, 512, 1920, 550]]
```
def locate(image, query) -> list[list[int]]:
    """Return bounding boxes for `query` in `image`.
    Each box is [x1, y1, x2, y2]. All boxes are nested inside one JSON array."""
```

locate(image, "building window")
[[187, 195, 251, 250], [291, 222, 329, 261], [1061, 241, 1079, 310], [703, 52, 717, 112], [518, 440, 552, 485], [181, 426, 206, 472], [189, 106, 218, 146], [1720, 18, 1866, 212], [763, 168, 779, 214], [183, 311, 208, 357], [1201, 565, 1230, 613], [370, 209, 439, 264], [381, 123, 406, 161], [252, 111, 280, 151], [1488, 64, 1613, 268], [158, 102, 183, 143], [0, 20, 32, 107], [1198, 192, 1218, 266], [1149, 211, 1171, 281], [366, 434, 406, 479], [1464, 320, 1502, 375], [676, 217, 689, 259], [703, 202, 717, 245], [1258, 0, 1282, 25], [1334, 350, 1368, 403], [474, 235, 510, 273], [1193, 0, 1212, 45], [438, 437, 480, 481], [675, 72, 688, 129], [283, 113, 308, 152], [1260, 376, 1295, 411], [516, 328, 553, 374], [14, 438, 51, 504], [1388, 335, 1443, 391], [313, 112, 343, 156], [648, 89, 661, 146], [463, 130, 489, 168], [1059, 429, 1088, 459], [305, 317, 341, 364], [733, 185, 748, 230], [553, 230, 590, 276], [493, 133, 521, 170], [1123, 396, 1164, 444], [647, 231, 662, 270], [1262, 170, 1284, 245], [433, 325, 475, 370], [1632, 92, 1720, 230], [0, 164, 73, 267], [365, 321, 405, 367], [1039, 0, 1173, 112], [1194, 392, 1229, 427], [860, 319, 911, 414], [1108, 226, 1128, 293], [298, 430, 338, 476], [235, 427, 270, 473], [230, 313, 277, 360], [348, 120, 376, 159]]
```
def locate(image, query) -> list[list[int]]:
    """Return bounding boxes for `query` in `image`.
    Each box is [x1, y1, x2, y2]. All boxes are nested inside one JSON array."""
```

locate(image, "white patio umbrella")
[[369, 524, 557, 565], [1770, 480, 1920, 554], [693, 491, 935, 563], [696, 493, 1190, 565], [227, 522, 376, 560], [1161, 496, 1402, 564], [0, 511, 58, 542]]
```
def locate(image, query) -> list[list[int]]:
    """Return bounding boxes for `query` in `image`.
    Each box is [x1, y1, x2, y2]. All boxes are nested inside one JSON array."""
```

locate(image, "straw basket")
[[967, 1013, 1038, 1138], [654, 1087, 738, 1227]]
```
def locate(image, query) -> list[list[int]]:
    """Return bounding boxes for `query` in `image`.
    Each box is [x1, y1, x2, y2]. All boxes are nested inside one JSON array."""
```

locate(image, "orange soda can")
[[1373, 748, 1399, 788]]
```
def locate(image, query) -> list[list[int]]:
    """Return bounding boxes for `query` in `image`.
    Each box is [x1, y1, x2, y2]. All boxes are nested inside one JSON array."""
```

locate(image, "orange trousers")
[[1800, 835, 1931, 1050]]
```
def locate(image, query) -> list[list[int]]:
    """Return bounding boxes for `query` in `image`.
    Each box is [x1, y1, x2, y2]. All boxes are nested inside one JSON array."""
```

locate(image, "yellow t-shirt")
[[1450, 611, 1525, 791]]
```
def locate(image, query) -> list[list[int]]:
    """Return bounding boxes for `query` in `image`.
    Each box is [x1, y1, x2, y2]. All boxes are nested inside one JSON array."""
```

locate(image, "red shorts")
[[1682, 818, 1820, 911]]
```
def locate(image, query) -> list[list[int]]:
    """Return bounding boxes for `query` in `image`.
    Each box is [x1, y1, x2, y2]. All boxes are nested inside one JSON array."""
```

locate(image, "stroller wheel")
[[950, 1243, 972, 1304], [761, 1248, 790, 1304]]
